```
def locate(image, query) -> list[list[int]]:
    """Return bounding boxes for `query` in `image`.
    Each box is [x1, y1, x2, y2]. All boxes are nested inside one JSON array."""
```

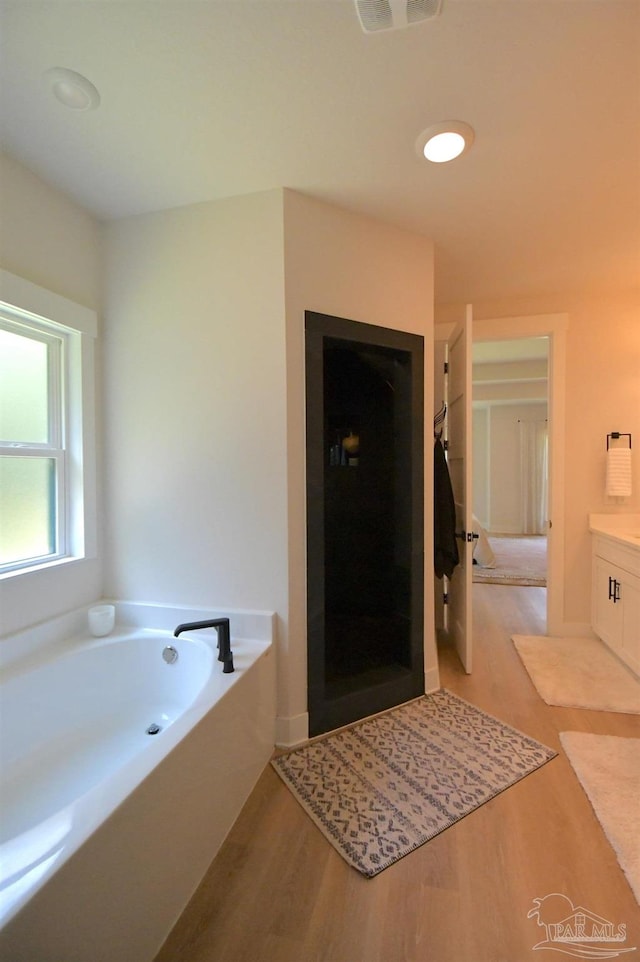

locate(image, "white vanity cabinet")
[[590, 515, 640, 679]]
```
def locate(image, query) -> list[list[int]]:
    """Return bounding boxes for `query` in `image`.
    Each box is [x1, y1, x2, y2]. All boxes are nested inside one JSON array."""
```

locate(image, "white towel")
[[606, 447, 632, 497]]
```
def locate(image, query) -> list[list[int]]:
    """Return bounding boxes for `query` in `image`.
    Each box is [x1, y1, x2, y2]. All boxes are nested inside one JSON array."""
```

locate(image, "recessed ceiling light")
[[416, 121, 475, 163], [44, 68, 100, 111]]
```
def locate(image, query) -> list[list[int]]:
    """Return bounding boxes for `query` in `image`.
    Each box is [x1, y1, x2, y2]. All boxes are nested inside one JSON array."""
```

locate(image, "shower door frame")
[[305, 310, 425, 737]]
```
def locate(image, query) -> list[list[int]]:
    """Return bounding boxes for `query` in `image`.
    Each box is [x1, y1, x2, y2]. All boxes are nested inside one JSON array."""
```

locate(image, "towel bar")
[[606, 432, 632, 450]]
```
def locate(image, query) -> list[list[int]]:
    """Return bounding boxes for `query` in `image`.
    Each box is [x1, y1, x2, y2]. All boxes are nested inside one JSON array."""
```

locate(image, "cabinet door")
[[593, 556, 623, 651], [621, 572, 640, 676]]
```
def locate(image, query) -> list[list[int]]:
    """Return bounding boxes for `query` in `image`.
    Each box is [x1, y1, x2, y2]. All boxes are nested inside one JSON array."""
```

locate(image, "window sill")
[[0, 555, 93, 582]]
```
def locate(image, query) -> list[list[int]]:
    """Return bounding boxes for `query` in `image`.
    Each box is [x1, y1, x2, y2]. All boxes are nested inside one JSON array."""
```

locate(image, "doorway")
[[471, 336, 549, 589], [305, 311, 425, 736], [434, 312, 568, 665]]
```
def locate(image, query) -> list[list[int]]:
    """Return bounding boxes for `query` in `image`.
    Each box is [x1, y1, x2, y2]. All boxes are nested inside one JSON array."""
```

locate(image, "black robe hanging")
[[434, 437, 459, 579]]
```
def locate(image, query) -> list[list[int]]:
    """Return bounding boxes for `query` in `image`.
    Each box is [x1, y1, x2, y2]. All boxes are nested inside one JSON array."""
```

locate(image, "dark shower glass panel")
[[305, 313, 424, 736], [323, 341, 412, 696]]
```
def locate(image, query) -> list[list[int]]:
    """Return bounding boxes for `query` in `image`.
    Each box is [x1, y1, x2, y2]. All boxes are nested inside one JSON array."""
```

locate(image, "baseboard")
[[557, 622, 596, 638], [276, 711, 309, 747], [425, 666, 441, 693], [276, 666, 448, 745]]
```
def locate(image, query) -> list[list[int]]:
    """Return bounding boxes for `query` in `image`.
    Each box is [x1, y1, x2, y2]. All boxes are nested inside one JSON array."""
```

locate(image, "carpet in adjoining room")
[[272, 689, 557, 877], [473, 534, 547, 586]]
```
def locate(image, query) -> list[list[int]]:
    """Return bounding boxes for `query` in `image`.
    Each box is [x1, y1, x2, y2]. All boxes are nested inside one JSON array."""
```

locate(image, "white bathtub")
[[0, 602, 276, 962]]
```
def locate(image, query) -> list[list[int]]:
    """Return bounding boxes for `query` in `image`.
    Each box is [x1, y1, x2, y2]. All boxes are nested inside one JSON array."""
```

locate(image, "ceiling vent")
[[354, 0, 443, 33]]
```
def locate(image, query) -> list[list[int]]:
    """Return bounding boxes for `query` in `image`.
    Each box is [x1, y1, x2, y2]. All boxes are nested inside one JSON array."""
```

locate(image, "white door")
[[446, 305, 473, 672]]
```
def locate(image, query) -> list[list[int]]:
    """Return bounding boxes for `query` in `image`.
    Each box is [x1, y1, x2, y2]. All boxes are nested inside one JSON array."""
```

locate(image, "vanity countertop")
[[589, 513, 640, 551]]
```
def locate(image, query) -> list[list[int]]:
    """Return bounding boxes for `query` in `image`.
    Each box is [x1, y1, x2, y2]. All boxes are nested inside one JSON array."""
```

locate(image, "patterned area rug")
[[473, 534, 547, 586], [272, 690, 557, 877]]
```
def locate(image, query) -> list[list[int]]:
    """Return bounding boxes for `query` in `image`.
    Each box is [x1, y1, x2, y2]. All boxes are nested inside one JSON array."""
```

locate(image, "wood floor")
[[155, 586, 640, 962]]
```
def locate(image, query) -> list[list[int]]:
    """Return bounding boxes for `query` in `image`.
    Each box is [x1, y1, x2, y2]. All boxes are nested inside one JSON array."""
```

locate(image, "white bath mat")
[[561, 732, 640, 904], [512, 635, 640, 714]]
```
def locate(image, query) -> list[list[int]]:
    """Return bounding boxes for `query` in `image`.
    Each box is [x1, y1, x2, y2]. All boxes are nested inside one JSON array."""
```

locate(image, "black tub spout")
[[173, 618, 234, 673]]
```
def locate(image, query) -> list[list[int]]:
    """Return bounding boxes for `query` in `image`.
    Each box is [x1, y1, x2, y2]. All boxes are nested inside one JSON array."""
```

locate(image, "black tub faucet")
[[173, 618, 234, 673]]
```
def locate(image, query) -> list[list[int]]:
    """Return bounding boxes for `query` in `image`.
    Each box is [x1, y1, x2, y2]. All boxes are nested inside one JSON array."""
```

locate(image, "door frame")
[[471, 313, 568, 636]]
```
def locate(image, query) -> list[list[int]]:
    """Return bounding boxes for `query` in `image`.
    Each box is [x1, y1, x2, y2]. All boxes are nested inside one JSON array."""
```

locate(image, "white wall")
[[474, 380, 547, 404], [0, 153, 101, 310], [480, 402, 548, 533], [0, 153, 103, 637], [281, 190, 435, 743], [102, 191, 288, 626], [472, 406, 490, 527]]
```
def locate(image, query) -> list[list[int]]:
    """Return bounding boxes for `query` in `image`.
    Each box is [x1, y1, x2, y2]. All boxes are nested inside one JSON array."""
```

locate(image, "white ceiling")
[[1, 0, 639, 305]]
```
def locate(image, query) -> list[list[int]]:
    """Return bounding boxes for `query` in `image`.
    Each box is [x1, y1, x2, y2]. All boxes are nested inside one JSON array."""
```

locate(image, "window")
[[0, 321, 65, 568], [0, 271, 97, 577]]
